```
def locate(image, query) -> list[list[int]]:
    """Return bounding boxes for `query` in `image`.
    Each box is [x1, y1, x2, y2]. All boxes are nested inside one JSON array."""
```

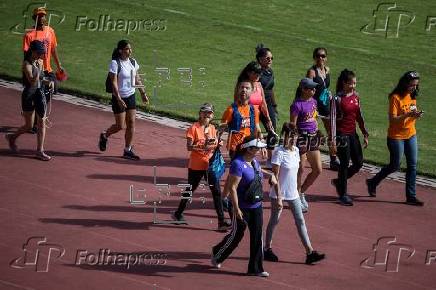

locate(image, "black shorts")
[[111, 94, 136, 114], [21, 88, 49, 118], [296, 131, 322, 155]]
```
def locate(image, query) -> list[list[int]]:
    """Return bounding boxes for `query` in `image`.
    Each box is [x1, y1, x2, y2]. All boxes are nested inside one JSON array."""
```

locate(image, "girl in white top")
[[99, 40, 148, 160], [264, 122, 325, 264]]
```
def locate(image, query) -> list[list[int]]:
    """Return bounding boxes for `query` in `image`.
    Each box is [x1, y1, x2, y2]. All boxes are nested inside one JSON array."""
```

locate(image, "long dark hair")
[[336, 69, 356, 94], [234, 61, 261, 100], [112, 40, 130, 60], [389, 71, 420, 99], [255, 43, 271, 62], [280, 122, 298, 145]]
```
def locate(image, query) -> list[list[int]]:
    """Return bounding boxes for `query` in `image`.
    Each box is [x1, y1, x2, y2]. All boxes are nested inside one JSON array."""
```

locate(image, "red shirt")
[[333, 92, 368, 136]]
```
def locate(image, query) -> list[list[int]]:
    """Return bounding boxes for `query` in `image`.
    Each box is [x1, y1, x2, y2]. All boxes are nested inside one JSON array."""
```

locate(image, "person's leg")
[[300, 150, 322, 194], [36, 115, 46, 152], [287, 199, 312, 254], [336, 135, 350, 196], [297, 153, 307, 193], [247, 207, 264, 274], [322, 118, 339, 169], [125, 109, 136, 149], [370, 138, 403, 186], [347, 133, 363, 179], [207, 171, 225, 224], [212, 212, 247, 264], [404, 135, 417, 199], [6, 111, 34, 151], [265, 199, 282, 249], [105, 112, 126, 137], [175, 169, 203, 218]]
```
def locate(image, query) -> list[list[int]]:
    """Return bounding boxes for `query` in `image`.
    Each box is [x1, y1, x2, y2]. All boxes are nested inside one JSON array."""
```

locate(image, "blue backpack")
[[228, 103, 255, 134]]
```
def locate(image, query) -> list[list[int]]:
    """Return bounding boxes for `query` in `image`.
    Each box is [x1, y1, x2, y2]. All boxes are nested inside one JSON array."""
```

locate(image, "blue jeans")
[[371, 135, 418, 197]]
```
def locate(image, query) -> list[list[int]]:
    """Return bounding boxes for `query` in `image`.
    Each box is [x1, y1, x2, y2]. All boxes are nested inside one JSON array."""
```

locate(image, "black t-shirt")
[[311, 65, 331, 117], [260, 68, 274, 103]]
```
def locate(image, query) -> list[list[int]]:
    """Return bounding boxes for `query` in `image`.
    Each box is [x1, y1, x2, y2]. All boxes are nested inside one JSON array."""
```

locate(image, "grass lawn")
[[1, 0, 435, 176]]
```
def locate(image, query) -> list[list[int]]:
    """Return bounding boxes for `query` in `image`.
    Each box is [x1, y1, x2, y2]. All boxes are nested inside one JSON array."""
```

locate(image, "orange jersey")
[[23, 26, 58, 72], [221, 104, 259, 151], [187, 122, 218, 170], [388, 93, 417, 139]]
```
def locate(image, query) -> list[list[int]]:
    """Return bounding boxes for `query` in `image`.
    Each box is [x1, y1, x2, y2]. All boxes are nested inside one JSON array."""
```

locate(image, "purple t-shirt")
[[290, 97, 318, 134], [229, 156, 263, 209]]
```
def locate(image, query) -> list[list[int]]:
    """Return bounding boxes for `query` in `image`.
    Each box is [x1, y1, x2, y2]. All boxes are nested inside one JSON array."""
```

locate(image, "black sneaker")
[[331, 178, 340, 196], [171, 211, 188, 224], [99, 133, 108, 151], [29, 126, 38, 134], [406, 197, 424, 206], [339, 195, 353, 206], [329, 159, 340, 171], [217, 220, 231, 232], [305, 251, 325, 264], [264, 248, 279, 262], [123, 147, 140, 160], [5, 133, 18, 152], [366, 179, 376, 197]]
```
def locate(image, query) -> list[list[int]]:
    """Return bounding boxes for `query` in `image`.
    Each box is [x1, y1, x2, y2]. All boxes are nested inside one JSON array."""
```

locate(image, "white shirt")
[[109, 58, 140, 98], [269, 146, 300, 201]]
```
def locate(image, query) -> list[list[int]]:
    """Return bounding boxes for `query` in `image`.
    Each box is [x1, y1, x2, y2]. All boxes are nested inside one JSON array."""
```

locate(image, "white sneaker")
[[248, 271, 270, 277], [300, 193, 309, 213]]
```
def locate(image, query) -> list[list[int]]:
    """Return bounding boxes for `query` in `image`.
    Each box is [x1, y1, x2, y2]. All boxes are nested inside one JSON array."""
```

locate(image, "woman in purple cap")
[[6, 40, 54, 161], [290, 78, 323, 213]]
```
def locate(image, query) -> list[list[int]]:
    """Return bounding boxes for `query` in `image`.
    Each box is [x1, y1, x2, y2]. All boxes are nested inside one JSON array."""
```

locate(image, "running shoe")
[[339, 195, 353, 206], [406, 197, 424, 206], [305, 251, 325, 264], [247, 271, 270, 277], [123, 147, 140, 160], [211, 251, 221, 269], [264, 248, 279, 262], [171, 211, 187, 225], [99, 133, 108, 151], [5, 133, 18, 152], [217, 220, 231, 232], [366, 179, 377, 197], [36, 151, 51, 161], [329, 159, 340, 171]]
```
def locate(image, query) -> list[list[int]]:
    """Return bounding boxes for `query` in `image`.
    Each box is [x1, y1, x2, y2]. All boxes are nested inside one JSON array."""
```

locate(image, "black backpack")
[[243, 160, 264, 203], [105, 58, 136, 93]]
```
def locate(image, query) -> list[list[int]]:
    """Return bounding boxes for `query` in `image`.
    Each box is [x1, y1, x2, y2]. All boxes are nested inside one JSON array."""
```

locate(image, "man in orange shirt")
[[172, 103, 231, 231], [221, 79, 264, 159]]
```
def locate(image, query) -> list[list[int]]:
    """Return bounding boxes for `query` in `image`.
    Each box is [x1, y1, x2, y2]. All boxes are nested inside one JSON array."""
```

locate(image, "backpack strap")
[[249, 104, 255, 135], [229, 102, 241, 132], [116, 59, 121, 76]]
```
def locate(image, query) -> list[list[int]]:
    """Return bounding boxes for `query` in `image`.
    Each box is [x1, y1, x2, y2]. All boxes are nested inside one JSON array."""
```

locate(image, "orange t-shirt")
[[388, 93, 417, 139], [187, 122, 218, 170], [23, 26, 58, 72], [221, 104, 260, 151]]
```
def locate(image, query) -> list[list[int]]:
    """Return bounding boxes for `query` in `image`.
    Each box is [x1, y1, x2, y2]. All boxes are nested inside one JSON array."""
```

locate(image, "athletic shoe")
[[305, 251, 325, 264], [406, 197, 424, 206], [339, 195, 353, 206], [99, 133, 108, 151], [123, 147, 140, 160], [5, 133, 18, 152], [247, 271, 270, 277], [171, 211, 187, 225], [29, 126, 38, 134], [217, 220, 231, 232], [300, 193, 309, 213], [366, 179, 376, 197], [211, 251, 221, 269], [264, 248, 279, 262], [36, 151, 51, 161], [329, 159, 340, 171], [331, 178, 340, 196]]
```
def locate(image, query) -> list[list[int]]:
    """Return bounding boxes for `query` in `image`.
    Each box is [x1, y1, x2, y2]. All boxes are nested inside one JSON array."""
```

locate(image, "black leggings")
[[176, 169, 225, 223], [336, 132, 363, 196]]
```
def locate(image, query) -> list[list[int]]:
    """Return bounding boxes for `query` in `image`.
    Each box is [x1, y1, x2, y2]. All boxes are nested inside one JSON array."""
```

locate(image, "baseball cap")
[[199, 103, 214, 113], [300, 78, 318, 89], [30, 40, 46, 54]]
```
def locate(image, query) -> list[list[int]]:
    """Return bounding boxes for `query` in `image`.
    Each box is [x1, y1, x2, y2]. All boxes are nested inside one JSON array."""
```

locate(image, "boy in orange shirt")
[[172, 103, 231, 231]]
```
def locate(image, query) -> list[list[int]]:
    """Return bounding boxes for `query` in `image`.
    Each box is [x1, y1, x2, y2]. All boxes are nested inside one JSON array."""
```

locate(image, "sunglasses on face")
[[316, 54, 327, 59], [263, 56, 274, 61], [407, 71, 419, 79]]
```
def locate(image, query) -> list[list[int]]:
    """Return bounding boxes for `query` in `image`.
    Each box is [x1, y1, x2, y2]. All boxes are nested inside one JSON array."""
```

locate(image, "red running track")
[[0, 86, 435, 290]]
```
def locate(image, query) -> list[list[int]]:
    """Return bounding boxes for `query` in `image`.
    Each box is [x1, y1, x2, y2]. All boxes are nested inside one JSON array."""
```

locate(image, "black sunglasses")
[[316, 54, 327, 58]]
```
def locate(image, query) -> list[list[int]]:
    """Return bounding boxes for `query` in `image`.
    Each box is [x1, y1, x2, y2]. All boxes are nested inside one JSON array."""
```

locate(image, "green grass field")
[[1, 0, 435, 176]]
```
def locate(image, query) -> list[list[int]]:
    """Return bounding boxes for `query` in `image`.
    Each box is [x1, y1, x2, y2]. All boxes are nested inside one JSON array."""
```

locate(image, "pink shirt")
[[249, 82, 263, 108]]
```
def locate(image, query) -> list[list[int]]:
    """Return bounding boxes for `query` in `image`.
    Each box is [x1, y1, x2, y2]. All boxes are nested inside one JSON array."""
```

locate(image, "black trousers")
[[336, 132, 363, 196], [176, 169, 225, 223], [212, 206, 264, 274]]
